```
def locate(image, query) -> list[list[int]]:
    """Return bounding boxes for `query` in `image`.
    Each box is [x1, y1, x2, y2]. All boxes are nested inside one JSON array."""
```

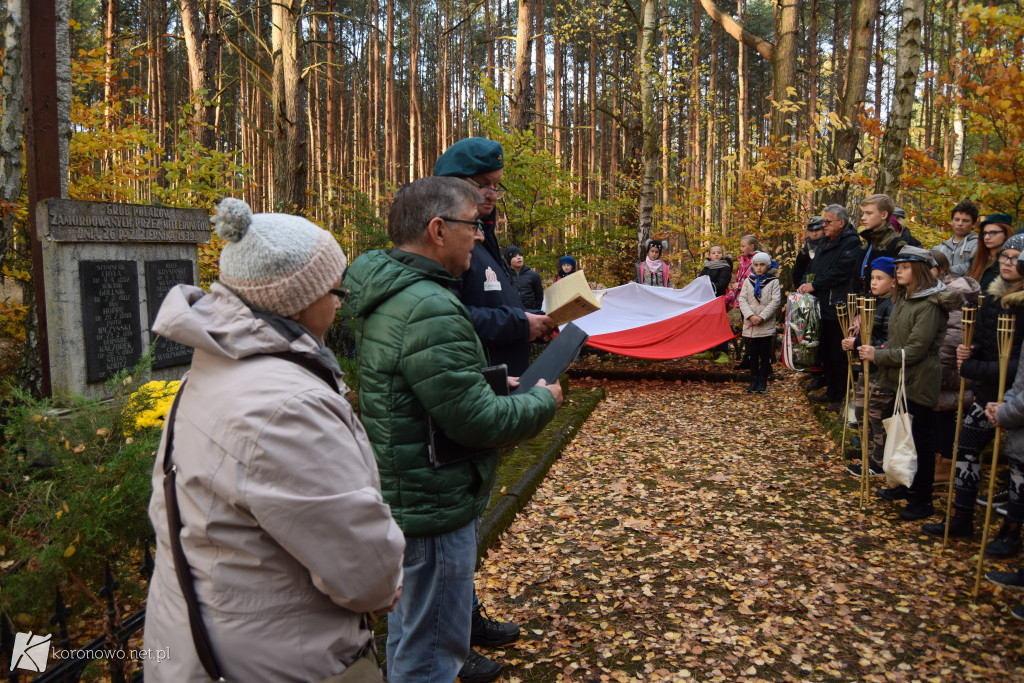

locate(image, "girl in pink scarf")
[[637, 239, 671, 286], [724, 235, 762, 308]]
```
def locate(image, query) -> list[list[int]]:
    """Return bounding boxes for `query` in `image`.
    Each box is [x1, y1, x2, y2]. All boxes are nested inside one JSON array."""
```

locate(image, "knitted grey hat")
[[212, 198, 346, 317], [1000, 232, 1024, 256], [752, 251, 772, 266]]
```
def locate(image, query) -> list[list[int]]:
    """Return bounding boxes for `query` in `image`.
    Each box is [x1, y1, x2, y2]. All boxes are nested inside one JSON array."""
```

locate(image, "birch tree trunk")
[[874, 0, 925, 197], [271, 0, 307, 214], [0, 2, 23, 265], [636, 0, 659, 262]]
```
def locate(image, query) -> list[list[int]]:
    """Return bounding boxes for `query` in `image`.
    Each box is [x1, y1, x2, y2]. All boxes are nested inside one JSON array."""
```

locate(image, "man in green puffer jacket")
[[344, 176, 561, 683]]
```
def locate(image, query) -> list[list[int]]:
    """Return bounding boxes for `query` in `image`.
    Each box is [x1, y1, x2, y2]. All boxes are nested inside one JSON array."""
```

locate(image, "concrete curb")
[[476, 387, 605, 561]]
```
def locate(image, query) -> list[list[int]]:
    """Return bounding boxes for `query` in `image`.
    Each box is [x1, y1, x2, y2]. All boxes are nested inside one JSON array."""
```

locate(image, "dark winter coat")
[[511, 265, 544, 311], [871, 293, 894, 348], [873, 282, 960, 408], [960, 276, 1024, 405], [936, 276, 982, 412], [852, 225, 910, 295], [805, 223, 861, 320], [343, 249, 557, 537], [699, 259, 733, 297], [453, 213, 532, 375], [792, 237, 824, 287]]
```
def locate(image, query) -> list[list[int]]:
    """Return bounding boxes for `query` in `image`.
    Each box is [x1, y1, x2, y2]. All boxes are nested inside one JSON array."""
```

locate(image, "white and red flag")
[[552, 276, 735, 360]]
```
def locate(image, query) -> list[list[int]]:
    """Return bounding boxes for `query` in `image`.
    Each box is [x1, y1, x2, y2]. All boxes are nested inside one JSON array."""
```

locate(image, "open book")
[[544, 270, 602, 326]]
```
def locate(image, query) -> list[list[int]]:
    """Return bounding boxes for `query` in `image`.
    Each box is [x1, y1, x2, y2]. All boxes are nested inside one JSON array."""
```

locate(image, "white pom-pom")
[[212, 198, 252, 243]]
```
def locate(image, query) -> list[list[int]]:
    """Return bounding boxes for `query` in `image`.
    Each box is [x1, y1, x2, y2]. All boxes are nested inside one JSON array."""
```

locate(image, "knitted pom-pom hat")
[[212, 198, 346, 318]]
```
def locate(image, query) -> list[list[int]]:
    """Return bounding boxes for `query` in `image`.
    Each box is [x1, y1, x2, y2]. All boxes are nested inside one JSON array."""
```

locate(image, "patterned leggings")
[[851, 376, 892, 466], [953, 402, 996, 510], [952, 402, 1024, 520]]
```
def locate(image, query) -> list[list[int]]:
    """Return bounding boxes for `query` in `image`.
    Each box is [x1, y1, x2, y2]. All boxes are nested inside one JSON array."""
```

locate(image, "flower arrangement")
[[122, 379, 180, 435]]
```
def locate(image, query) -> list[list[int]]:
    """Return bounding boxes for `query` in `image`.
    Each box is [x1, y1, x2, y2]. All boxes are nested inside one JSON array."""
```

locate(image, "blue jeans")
[[386, 521, 476, 682]]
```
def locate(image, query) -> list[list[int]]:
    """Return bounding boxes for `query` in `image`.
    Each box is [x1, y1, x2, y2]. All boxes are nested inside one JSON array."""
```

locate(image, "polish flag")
[[558, 276, 735, 360]]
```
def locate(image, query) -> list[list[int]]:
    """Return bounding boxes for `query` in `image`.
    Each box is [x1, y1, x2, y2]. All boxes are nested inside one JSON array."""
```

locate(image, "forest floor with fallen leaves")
[[476, 365, 1024, 682]]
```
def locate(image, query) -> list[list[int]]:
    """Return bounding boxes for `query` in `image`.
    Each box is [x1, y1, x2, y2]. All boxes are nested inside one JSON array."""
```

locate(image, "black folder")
[[427, 364, 509, 468], [512, 323, 589, 394]]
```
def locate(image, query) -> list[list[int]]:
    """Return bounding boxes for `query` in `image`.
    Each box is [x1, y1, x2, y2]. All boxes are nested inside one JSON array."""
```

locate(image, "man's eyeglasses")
[[440, 216, 484, 233], [465, 177, 507, 200], [984, 230, 1006, 237], [329, 287, 350, 303]]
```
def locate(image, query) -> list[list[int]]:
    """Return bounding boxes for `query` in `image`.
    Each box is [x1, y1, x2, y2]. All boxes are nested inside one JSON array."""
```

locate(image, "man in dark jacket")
[[434, 138, 554, 681], [434, 138, 554, 376], [792, 216, 825, 287], [344, 177, 561, 683], [505, 245, 544, 311], [798, 204, 861, 407]]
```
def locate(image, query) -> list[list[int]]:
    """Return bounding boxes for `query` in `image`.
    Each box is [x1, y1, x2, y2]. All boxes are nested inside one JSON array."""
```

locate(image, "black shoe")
[[470, 606, 520, 648], [985, 521, 1023, 558], [986, 569, 1024, 591], [825, 402, 842, 414], [1013, 605, 1024, 622], [808, 375, 827, 391], [922, 510, 974, 539], [978, 489, 1011, 507], [846, 462, 864, 477], [868, 461, 885, 477], [459, 650, 502, 683], [899, 501, 935, 521], [755, 378, 768, 394], [808, 391, 830, 404], [745, 380, 756, 393], [876, 485, 911, 501]]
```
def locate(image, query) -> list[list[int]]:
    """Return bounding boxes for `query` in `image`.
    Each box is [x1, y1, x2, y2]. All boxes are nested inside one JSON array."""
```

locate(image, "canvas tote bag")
[[882, 349, 918, 488]]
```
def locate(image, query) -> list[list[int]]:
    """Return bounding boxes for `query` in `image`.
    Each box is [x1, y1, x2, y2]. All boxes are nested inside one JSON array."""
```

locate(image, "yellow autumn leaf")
[[63, 545, 76, 558]]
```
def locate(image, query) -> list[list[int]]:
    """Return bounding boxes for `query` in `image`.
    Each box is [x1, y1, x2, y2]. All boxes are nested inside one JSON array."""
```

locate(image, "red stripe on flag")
[[585, 296, 735, 360]]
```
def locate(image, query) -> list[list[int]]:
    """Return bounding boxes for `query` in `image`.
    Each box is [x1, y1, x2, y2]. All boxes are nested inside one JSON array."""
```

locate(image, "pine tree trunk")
[[829, 0, 877, 203], [703, 23, 718, 231], [534, 0, 546, 145], [180, 0, 220, 150], [770, 0, 799, 142], [409, 0, 422, 180], [271, 0, 307, 214], [737, 0, 748, 172], [510, 0, 532, 131]]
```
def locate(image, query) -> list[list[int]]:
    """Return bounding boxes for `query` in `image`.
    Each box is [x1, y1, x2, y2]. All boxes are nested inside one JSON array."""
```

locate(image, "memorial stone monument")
[[37, 199, 210, 399]]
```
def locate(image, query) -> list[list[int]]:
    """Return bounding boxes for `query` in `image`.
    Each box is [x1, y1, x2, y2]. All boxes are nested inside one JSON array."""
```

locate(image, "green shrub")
[[0, 368, 165, 624]]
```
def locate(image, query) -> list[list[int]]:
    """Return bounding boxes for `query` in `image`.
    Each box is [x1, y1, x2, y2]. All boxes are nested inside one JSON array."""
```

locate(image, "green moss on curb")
[[477, 387, 605, 562]]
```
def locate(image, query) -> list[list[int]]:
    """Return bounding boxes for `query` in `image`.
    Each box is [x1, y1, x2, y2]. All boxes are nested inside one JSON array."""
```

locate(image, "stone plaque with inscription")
[[43, 198, 210, 243], [40, 199, 208, 400], [145, 260, 195, 369], [79, 261, 144, 383]]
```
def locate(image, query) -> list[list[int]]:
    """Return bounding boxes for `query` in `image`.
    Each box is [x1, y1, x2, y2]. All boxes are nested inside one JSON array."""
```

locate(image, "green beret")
[[433, 137, 504, 177], [981, 213, 1014, 228]]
